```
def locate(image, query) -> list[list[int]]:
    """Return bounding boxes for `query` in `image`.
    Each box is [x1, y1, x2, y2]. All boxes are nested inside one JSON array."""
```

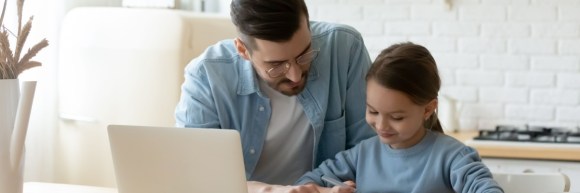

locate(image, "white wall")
[[306, 0, 580, 131], [16, 0, 121, 183], [15, 0, 580, 184], [20, 0, 220, 184]]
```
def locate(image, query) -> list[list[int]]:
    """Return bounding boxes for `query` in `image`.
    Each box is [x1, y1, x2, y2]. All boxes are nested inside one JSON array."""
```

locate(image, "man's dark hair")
[[230, 0, 309, 51]]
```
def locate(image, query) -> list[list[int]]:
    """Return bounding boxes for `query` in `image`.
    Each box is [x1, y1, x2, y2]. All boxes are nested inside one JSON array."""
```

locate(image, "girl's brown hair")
[[366, 42, 443, 133]]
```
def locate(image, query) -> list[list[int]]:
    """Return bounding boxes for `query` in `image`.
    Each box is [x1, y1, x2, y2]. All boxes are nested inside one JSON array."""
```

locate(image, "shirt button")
[[250, 148, 255, 154], [259, 106, 264, 111]]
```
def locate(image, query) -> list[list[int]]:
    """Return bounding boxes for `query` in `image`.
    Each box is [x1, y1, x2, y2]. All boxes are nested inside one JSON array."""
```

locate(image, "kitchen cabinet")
[[483, 158, 580, 192], [447, 131, 579, 191], [57, 7, 236, 187]]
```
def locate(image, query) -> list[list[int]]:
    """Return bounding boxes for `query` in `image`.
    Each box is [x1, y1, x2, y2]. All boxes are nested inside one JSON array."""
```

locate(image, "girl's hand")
[[342, 180, 356, 189], [328, 185, 356, 193], [329, 180, 356, 193], [250, 181, 322, 193], [319, 180, 356, 193]]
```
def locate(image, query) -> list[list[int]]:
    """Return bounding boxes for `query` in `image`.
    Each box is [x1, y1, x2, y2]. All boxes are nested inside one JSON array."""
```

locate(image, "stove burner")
[[474, 125, 580, 144]]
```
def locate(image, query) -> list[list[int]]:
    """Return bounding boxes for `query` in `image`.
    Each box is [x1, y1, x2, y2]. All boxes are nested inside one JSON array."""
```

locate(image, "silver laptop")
[[107, 125, 248, 193]]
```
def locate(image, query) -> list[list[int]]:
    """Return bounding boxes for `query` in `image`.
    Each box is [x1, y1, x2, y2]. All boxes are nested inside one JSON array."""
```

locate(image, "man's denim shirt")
[[175, 21, 376, 181]]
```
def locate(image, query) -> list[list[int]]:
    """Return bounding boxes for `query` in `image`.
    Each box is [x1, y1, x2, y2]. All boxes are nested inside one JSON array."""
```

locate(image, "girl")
[[295, 42, 503, 193]]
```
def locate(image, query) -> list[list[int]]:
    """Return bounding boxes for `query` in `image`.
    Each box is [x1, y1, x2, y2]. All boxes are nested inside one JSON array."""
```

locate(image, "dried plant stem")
[[16, 60, 38, 75], [0, 30, 14, 66], [0, 0, 6, 27], [16, 0, 22, 33], [0, 0, 48, 79], [16, 39, 46, 74], [0, 61, 8, 79], [14, 15, 31, 62], [0, 29, 14, 79], [17, 37, 45, 66]]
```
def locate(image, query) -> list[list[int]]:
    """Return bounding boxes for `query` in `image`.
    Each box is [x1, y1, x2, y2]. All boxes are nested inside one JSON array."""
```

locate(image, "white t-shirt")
[[251, 81, 314, 185]]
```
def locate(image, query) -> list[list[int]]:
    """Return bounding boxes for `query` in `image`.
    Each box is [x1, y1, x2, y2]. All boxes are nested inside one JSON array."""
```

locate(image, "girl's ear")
[[234, 38, 251, 60], [424, 99, 438, 120]]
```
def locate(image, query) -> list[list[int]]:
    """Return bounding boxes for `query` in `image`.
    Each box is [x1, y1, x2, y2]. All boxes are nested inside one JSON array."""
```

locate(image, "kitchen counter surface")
[[446, 130, 580, 162]]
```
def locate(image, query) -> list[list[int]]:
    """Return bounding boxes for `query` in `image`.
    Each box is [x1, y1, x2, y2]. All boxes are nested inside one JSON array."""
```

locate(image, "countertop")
[[447, 130, 580, 162]]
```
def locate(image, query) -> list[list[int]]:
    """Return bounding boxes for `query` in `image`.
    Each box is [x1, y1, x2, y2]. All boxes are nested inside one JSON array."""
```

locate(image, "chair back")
[[492, 172, 570, 193]]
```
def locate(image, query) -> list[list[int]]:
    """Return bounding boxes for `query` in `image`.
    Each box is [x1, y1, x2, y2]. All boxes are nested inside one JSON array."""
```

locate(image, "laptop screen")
[[107, 125, 248, 193]]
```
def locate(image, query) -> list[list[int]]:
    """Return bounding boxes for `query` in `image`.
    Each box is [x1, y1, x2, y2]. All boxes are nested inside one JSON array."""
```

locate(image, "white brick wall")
[[506, 72, 555, 87], [531, 89, 580, 105], [480, 87, 528, 103], [480, 55, 528, 71], [557, 107, 580, 122], [433, 22, 479, 37], [506, 105, 554, 121], [410, 37, 456, 52], [363, 5, 409, 20], [458, 38, 507, 54], [481, 23, 530, 38], [560, 6, 580, 21], [307, 0, 580, 130], [411, 5, 456, 21], [509, 6, 557, 22], [532, 56, 580, 71], [440, 86, 478, 102], [460, 6, 506, 21], [456, 70, 504, 86], [434, 53, 478, 69], [508, 38, 556, 54], [531, 23, 580, 38], [384, 21, 431, 36], [558, 73, 580, 89], [560, 39, 580, 55]]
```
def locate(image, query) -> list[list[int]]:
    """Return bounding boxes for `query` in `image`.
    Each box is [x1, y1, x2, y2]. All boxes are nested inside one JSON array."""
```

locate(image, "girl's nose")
[[374, 116, 387, 131]]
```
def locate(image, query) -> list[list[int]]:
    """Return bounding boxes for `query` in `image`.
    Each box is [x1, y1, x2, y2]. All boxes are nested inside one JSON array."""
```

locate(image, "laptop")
[[107, 125, 248, 193]]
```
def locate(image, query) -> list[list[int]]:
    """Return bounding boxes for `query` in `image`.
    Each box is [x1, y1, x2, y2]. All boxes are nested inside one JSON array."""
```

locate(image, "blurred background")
[[14, 0, 580, 190]]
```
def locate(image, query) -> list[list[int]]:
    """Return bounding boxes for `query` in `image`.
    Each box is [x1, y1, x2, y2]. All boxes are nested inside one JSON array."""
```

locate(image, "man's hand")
[[248, 181, 321, 193]]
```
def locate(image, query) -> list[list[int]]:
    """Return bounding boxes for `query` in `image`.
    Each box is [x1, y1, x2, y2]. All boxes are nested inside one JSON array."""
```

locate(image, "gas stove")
[[464, 125, 580, 161], [473, 125, 580, 144]]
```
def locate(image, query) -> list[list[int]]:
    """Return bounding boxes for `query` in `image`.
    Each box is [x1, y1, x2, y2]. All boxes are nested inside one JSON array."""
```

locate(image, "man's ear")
[[234, 38, 250, 60], [424, 99, 438, 120]]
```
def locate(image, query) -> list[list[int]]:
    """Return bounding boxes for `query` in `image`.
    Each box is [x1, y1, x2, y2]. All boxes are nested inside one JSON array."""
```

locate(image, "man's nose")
[[285, 62, 303, 82]]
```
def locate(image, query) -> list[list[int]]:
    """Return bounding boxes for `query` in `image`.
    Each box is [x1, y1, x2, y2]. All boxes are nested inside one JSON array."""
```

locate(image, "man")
[[175, 0, 375, 192]]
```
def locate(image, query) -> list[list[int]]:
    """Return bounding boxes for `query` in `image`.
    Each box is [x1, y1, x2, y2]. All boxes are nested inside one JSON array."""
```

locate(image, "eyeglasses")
[[265, 49, 319, 78]]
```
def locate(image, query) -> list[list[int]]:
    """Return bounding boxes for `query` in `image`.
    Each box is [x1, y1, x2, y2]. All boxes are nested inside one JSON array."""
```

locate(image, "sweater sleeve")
[[294, 143, 360, 186], [449, 146, 504, 193]]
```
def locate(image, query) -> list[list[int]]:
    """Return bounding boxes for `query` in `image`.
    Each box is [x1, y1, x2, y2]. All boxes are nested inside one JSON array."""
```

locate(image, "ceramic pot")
[[0, 80, 37, 193]]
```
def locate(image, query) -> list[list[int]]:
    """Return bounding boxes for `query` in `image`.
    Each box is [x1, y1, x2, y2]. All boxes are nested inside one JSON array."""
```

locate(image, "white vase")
[[438, 94, 461, 133], [0, 79, 37, 193]]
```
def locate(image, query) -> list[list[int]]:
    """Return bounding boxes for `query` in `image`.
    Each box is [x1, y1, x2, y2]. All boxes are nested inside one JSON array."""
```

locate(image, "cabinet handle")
[[59, 113, 97, 123], [523, 169, 534, 173]]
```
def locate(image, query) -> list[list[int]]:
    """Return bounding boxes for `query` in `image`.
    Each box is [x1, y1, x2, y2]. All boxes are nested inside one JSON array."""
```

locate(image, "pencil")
[[321, 175, 357, 192]]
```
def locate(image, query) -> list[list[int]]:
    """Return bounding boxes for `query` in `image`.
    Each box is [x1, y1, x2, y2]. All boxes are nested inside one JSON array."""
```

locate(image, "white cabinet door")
[[56, 7, 236, 187], [483, 158, 580, 192]]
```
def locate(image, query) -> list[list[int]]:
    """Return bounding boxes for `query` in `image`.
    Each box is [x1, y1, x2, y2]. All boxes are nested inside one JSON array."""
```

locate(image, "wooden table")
[[24, 182, 117, 193]]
